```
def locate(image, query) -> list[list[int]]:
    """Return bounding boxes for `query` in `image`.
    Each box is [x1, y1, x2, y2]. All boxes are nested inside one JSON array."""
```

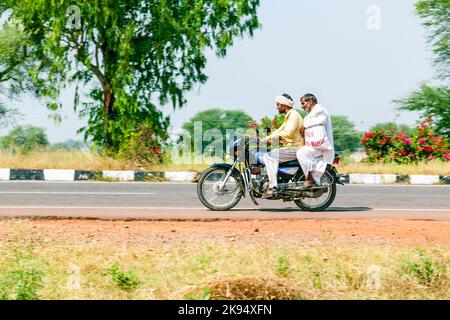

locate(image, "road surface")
[[0, 181, 449, 220]]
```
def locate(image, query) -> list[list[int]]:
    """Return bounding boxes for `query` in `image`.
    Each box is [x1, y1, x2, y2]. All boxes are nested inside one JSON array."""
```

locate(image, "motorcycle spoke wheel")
[[198, 168, 242, 210], [294, 171, 336, 212]]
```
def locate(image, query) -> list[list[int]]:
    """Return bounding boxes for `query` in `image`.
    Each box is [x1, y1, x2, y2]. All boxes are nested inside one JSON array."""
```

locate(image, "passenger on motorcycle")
[[297, 93, 335, 188], [260, 93, 305, 199]]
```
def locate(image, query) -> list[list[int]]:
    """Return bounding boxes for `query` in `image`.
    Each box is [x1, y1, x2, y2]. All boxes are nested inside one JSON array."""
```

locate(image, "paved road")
[[0, 181, 449, 220]]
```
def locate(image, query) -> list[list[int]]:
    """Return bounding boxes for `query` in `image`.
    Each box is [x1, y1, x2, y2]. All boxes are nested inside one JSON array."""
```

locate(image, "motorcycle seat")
[[279, 159, 300, 167]]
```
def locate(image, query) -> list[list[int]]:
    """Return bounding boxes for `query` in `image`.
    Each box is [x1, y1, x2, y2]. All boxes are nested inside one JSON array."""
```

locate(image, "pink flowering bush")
[[362, 118, 449, 163], [118, 123, 167, 165]]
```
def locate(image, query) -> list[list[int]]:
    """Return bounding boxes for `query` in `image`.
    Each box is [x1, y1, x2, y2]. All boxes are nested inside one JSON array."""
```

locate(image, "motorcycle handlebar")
[[246, 137, 259, 146]]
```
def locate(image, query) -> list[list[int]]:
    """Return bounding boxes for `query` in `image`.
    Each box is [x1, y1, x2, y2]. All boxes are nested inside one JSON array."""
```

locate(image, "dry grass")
[[338, 160, 450, 175], [149, 162, 211, 173], [0, 150, 130, 171], [0, 220, 448, 300], [0, 150, 449, 175], [0, 150, 213, 172], [179, 276, 303, 300]]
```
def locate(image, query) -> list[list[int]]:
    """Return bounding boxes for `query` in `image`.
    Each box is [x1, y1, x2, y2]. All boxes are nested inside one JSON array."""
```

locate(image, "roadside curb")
[[0, 168, 448, 185]]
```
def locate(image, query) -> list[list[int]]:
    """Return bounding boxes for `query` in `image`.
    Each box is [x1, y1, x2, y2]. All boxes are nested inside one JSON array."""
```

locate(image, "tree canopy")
[[370, 122, 414, 136], [0, 125, 49, 153], [3, 0, 261, 153], [331, 115, 362, 154], [395, 84, 450, 139], [182, 108, 254, 152], [395, 1, 450, 139], [415, 0, 450, 80], [0, 20, 38, 93], [0, 17, 40, 124]]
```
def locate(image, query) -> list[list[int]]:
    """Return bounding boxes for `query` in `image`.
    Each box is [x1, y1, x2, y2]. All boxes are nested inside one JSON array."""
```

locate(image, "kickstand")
[[248, 191, 259, 206]]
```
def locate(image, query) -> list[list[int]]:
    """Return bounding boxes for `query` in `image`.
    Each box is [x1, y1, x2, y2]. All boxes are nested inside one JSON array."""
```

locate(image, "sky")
[[1, 0, 436, 143]]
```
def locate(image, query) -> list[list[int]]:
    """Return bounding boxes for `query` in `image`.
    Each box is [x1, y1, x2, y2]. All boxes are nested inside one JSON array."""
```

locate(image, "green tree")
[[395, 1, 450, 139], [0, 104, 17, 128], [0, 20, 40, 93], [0, 22, 25, 120], [370, 122, 414, 136], [4, 0, 261, 154], [49, 139, 86, 150], [331, 115, 362, 154], [0, 125, 49, 153], [395, 84, 450, 139], [0, 23, 24, 82], [182, 108, 254, 153], [0, 18, 41, 123], [415, 0, 450, 80]]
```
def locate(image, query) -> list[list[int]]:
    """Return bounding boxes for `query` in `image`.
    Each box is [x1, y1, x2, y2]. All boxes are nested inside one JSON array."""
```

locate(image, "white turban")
[[275, 95, 294, 108]]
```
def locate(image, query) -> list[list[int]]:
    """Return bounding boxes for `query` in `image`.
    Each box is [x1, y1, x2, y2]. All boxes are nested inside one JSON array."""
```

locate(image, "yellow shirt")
[[266, 109, 304, 149]]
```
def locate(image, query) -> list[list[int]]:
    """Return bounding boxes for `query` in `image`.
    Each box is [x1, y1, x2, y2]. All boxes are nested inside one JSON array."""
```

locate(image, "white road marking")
[[0, 192, 155, 195], [0, 206, 448, 211], [375, 208, 450, 212], [0, 181, 448, 187], [0, 181, 195, 185], [0, 206, 206, 210]]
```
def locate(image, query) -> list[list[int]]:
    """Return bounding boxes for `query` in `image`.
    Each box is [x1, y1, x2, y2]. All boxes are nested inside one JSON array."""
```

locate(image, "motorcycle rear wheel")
[[294, 171, 337, 212]]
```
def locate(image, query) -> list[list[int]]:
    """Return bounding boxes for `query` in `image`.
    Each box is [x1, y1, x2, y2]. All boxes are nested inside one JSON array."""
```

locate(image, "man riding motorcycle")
[[260, 93, 305, 199]]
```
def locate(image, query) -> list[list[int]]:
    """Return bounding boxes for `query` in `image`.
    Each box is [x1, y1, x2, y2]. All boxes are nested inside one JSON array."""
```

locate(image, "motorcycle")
[[197, 128, 343, 212]]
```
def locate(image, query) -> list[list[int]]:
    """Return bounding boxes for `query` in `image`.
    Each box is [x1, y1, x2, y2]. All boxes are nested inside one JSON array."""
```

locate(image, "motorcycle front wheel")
[[197, 167, 243, 211]]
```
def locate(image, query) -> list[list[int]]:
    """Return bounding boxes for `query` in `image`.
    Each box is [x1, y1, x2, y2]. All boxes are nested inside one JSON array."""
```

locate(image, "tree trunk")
[[101, 38, 118, 152], [103, 82, 115, 151]]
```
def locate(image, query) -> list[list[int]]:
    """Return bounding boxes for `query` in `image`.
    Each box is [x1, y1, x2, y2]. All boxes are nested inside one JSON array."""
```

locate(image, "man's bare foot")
[[302, 180, 315, 189], [262, 187, 278, 199]]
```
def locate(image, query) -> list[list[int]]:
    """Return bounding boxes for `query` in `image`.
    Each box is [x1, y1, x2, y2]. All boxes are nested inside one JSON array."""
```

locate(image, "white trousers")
[[260, 148, 298, 188], [296, 146, 328, 185]]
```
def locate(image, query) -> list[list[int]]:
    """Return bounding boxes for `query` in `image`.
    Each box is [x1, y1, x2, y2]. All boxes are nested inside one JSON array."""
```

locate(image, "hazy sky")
[[1, 0, 436, 143]]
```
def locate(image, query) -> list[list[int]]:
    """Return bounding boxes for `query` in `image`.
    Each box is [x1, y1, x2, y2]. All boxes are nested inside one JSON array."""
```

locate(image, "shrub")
[[0, 268, 44, 300], [108, 263, 140, 291], [400, 248, 447, 287], [0, 251, 44, 300], [117, 123, 168, 166], [0, 125, 49, 154], [362, 118, 449, 163], [275, 253, 291, 277]]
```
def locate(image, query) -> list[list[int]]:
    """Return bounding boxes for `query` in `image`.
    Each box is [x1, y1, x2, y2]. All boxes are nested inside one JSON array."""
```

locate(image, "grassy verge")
[[0, 150, 213, 172], [0, 222, 448, 300], [0, 150, 130, 171], [338, 159, 450, 175], [0, 150, 449, 175]]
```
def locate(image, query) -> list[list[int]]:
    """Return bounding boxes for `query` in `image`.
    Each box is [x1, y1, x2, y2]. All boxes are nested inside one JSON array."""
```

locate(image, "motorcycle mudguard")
[[210, 164, 246, 197], [328, 166, 344, 185]]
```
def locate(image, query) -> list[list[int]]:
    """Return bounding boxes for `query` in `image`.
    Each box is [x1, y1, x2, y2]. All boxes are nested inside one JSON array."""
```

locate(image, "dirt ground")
[[1, 218, 449, 246]]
